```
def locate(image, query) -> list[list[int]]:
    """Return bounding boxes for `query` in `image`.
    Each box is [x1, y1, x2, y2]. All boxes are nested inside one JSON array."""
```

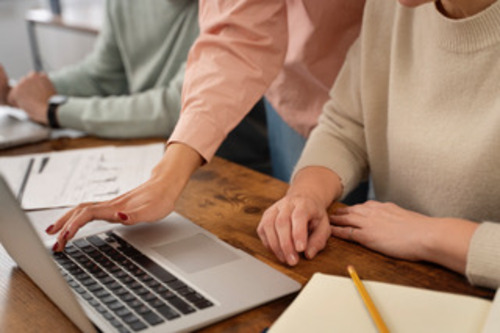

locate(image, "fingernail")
[[295, 241, 305, 252], [288, 254, 298, 266], [306, 247, 316, 259], [117, 212, 128, 221], [63, 231, 69, 241], [52, 242, 59, 252], [45, 225, 54, 233]]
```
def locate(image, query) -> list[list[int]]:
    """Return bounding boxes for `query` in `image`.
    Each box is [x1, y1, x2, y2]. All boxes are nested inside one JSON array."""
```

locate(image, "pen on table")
[[347, 265, 390, 333], [17, 157, 34, 203], [38, 156, 50, 173]]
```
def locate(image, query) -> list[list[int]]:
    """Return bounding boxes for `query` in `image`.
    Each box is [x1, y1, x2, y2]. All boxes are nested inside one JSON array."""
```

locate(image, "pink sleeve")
[[168, 0, 288, 161]]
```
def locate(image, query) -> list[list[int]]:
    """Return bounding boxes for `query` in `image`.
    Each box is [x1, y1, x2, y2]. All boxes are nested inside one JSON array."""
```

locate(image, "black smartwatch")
[[47, 95, 67, 129]]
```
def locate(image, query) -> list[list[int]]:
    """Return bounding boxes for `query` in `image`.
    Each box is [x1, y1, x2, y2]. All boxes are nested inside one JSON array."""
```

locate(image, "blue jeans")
[[264, 99, 306, 183]]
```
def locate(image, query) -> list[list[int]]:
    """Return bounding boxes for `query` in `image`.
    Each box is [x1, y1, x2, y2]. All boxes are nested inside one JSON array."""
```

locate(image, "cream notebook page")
[[269, 273, 492, 333]]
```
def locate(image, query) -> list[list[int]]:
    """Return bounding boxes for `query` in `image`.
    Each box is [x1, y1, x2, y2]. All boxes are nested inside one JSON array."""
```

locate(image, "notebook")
[[0, 106, 50, 149], [269, 272, 499, 333], [0, 173, 301, 333]]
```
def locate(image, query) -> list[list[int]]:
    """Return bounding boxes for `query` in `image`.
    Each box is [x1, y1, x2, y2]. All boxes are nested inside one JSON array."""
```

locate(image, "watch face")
[[49, 95, 67, 105]]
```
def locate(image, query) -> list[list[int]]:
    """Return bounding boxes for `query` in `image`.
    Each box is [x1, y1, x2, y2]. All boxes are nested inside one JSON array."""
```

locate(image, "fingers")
[[49, 201, 123, 251], [290, 201, 311, 253], [257, 206, 286, 263], [257, 198, 329, 266], [331, 225, 359, 243], [274, 205, 299, 265], [305, 215, 331, 259]]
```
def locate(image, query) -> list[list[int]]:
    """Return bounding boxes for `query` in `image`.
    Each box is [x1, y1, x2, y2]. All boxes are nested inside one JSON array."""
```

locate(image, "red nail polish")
[[52, 242, 59, 252], [45, 225, 54, 233], [63, 231, 69, 240], [117, 212, 128, 221]]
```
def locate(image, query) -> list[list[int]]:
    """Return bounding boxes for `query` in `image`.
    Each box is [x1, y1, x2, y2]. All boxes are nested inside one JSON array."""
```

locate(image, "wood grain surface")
[[0, 137, 494, 333]]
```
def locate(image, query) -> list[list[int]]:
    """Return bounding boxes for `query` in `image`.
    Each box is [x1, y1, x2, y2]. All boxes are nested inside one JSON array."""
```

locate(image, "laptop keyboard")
[[52, 231, 214, 332]]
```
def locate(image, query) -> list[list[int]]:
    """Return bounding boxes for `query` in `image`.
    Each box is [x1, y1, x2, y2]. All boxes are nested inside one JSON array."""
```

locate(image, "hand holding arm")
[[330, 201, 479, 274], [8, 72, 56, 124], [257, 166, 342, 265], [47, 142, 203, 251]]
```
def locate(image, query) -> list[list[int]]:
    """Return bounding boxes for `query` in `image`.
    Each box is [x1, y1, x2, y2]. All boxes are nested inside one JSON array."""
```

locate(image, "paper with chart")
[[0, 143, 164, 210]]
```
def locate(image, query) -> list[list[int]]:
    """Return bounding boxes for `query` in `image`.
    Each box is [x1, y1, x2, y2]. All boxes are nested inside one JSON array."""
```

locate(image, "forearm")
[[288, 166, 343, 209], [172, 0, 287, 161], [49, 60, 128, 98], [150, 142, 203, 201], [57, 85, 182, 138]]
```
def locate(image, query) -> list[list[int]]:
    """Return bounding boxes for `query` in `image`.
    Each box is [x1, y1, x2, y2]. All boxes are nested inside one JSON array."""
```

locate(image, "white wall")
[[0, 0, 42, 79], [0, 0, 101, 80]]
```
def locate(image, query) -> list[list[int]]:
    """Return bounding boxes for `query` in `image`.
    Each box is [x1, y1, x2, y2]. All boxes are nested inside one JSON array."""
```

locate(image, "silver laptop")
[[0, 174, 301, 332], [0, 106, 50, 149]]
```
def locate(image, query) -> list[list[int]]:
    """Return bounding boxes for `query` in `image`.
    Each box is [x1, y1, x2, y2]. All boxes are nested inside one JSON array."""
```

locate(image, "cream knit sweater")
[[296, 0, 500, 289]]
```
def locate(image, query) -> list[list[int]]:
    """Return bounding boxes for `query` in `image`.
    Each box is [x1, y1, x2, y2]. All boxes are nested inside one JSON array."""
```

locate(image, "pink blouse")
[[169, 0, 365, 161]]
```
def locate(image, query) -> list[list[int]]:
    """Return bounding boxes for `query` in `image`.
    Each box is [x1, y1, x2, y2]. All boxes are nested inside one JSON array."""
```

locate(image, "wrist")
[[150, 142, 203, 196], [288, 166, 342, 208], [0, 86, 11, 105], [47, 95, 67, 128], [420, 218, 478, 274]]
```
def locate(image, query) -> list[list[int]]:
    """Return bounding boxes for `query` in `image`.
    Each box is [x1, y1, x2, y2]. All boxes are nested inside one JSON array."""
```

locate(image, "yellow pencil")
[[347, 265, 390, 333]]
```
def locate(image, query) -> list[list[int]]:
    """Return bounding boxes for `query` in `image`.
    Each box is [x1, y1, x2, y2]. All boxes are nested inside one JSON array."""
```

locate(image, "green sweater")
[[49, 0, 199, 138]]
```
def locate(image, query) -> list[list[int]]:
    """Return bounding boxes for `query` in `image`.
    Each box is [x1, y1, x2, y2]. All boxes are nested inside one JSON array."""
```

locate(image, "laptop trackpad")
[[152, 233, 239, 274]]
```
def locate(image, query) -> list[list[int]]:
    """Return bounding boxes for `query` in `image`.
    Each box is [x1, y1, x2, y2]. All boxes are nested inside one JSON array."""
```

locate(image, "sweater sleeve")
[[293, 37, 368, 198], [168, 0, 288, 161], [466, 222, 500, 289], [56, 63, 185, 138], [48, 1, 128, 98]]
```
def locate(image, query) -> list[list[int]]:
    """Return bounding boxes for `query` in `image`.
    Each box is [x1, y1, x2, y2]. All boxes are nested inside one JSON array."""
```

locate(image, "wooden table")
[[0, 137, 495, 332]]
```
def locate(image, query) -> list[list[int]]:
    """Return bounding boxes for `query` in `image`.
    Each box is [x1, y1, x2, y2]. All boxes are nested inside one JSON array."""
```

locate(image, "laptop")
[[0, 106, 50, 149], [0, 174, 301, 332]]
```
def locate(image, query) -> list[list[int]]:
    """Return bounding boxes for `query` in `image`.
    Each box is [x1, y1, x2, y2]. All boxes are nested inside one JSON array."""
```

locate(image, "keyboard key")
[[194, 299, 214, 309], [159, 290, 176, 299], [128, 320, 147, 332], [95, 289, 110, 299], [120, 293, 136, 302], [152, 285, 168, 294], [116, 308, 132, 318], [133, 255, 176, 283], [167, 280, 187, 291], [167, 296, 196, 315], [96, 305, 107, 313], [135, 305, 151, 315], [86, 235, 106, 247], [127, 299, 145, 309], [149, 299, 166, 308], [109, 302, 124, 312], [102, 295, 118, 304], [88, 284, 103, 293], [145, 279, 160, 289], [156, 305, 180, 321], [134, 287, 149, 295], [185, 293, 205, 304], [140, 292, 157, 302], [177, 286, 195, 297], [141, 311, 164, 326], [123, 314, 140, 324], [73, 238, 92, 249]]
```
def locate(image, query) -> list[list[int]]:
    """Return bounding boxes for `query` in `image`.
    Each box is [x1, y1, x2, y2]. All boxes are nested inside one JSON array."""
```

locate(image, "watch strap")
[[47, 103, 61, 129]]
